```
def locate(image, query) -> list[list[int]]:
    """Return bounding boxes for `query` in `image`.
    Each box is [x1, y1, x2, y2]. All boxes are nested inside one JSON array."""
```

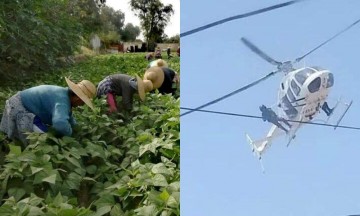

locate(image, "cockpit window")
[[326, 73, 334, 88], [308, 77, 321, 93], [310, 66, 325, 72], [287, 88, 296, 102], [295, 68, 316, 85], [281, 95, 298, 119], [291, 80, 300, 96]]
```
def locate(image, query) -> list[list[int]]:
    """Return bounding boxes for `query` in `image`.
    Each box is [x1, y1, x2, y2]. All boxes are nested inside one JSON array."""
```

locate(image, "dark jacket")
[[158, 68, 176, 95]]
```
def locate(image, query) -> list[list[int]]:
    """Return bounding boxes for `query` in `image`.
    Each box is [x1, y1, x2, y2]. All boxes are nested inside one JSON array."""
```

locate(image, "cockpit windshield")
[[327, 73, 334, 88], [295, 68, 316, 85], [281, 95, 298, 119]]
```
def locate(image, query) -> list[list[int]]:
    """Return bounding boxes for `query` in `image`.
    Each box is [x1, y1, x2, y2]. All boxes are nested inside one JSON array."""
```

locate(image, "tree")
[[0, 0, 83, 80], [120, 23, 141, 42], [68, 0, 103, 36], [163, 34, 180, 43], [130, 0, 174, 51], [100, 6, 125, 34]]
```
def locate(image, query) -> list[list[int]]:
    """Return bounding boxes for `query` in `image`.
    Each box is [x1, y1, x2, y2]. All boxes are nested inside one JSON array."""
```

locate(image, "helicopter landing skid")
[[334, 100, 353, 130]]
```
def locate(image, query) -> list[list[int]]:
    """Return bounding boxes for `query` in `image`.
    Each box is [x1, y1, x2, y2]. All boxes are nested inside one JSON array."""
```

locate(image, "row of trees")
[[0, 0, 176, 81]]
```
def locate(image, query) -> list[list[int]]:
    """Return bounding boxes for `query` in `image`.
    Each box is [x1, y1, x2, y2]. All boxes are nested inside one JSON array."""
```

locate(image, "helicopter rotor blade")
[[241, 37, 282, 66], [295, 17, 360, 63], [181, 70, 280, 117]]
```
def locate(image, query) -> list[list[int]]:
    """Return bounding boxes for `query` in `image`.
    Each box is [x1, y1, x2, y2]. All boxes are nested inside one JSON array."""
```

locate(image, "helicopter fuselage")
[[278, 66, 334, 121]]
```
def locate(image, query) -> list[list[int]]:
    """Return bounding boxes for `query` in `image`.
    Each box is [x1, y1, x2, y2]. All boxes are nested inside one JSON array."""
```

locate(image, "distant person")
[[143, 66, 180, 96], [167, 46, 172, 59], [259, 105, 291, 133], [96, 74, 153, 113], [145, 53, 154, 61], [321, 102, 333, 116], [155, 47, 162, 59], [0, 78, 96, 144]]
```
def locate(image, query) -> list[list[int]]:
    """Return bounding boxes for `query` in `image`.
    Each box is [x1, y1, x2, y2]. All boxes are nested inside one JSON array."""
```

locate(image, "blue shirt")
[[20, 85, 76, 136]]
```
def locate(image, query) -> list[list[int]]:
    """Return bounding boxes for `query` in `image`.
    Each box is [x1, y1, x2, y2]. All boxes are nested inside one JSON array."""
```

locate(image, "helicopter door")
[[281, 94, 298, 119], [291, 80, 301, 96]]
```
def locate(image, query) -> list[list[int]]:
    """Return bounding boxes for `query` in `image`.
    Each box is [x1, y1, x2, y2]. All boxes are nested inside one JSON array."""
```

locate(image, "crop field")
[[0, 53, 180, 216]]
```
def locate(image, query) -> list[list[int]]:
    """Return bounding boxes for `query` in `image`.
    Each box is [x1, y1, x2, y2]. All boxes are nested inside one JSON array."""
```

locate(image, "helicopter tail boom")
[[246, 133, 270, 159]]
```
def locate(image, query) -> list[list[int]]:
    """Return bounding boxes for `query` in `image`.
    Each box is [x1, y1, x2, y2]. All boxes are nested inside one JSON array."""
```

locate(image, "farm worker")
[[145, 53, 154, 61], [96, 74, 153, 113], [155, 47, 162, 59], [147, 59, 168, 68], [0, 78, 96, 144], [143, 66, 180, 96], [259, 105, 291, 133], [167, 46, 172, 59]]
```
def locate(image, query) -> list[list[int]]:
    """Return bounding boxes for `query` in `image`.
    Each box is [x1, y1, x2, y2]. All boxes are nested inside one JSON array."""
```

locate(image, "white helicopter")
[[241, 28, 355, 162]]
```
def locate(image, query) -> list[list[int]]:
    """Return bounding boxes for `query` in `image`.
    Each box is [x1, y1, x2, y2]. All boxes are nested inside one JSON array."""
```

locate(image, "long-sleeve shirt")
[[20, 85, 75, 136], [97, 74, 137, 110]]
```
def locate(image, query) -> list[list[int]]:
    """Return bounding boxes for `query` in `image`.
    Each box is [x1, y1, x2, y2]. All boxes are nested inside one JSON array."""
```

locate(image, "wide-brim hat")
[[149, 59, 168, 68], [136, 75, 146, 101], [143, 80, 153, 93], [65, 77, 96, 111], [143, 66, 165, 89]]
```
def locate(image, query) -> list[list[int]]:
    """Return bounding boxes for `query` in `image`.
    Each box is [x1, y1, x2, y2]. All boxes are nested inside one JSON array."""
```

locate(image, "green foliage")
[[163, 34, 180, 44], [121, 23, 141, 42], [0, 53, 180, 215], [0, 0, 83, 80]]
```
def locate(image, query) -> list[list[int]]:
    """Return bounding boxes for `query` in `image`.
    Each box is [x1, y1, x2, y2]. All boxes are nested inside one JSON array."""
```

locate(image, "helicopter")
[[241, 22, 357, 161]]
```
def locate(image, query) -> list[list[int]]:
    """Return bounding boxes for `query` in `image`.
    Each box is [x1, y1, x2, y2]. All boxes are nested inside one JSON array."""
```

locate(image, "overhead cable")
[[180, 107, 360, 131]]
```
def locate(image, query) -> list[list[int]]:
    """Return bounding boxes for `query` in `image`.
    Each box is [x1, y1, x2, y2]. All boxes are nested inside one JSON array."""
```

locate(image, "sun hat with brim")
[[149, 59, 168, 68], [143, 66, 165, 89], [65, 77, 96, 111], [143, 80, 153, 93], [136, 75, 146, 101]]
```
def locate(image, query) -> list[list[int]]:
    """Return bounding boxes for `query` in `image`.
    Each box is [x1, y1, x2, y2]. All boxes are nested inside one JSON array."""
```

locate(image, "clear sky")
[[105, 0, 180, 40], [181, 0, 360, 216]]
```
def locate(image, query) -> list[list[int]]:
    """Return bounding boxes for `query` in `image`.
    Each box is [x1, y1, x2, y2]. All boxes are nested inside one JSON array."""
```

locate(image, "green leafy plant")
[[0, 53, 180, 216]]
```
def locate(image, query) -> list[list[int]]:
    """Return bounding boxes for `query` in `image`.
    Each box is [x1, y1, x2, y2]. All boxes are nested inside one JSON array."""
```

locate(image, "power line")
[[180, 107, 360, 131], [180, 0, 304, 37], [180, 73, 276, 117]]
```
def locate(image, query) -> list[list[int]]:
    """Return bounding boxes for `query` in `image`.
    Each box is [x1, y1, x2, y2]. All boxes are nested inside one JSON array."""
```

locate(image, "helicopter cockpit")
[[294, 67, 316, 85], [281, 94, 298, 119]]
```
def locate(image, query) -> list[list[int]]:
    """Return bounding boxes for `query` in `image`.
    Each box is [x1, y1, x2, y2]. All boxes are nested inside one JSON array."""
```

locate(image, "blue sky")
[[181, 1, 360, 215]]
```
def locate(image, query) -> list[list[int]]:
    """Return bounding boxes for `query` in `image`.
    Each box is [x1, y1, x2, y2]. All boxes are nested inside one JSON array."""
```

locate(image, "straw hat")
[[143, 80, 154, 92], [149, 59, 168, 68], [143, 66, 165, 89], [136, 75, 147, 101], [65, 77, 96, 111]]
